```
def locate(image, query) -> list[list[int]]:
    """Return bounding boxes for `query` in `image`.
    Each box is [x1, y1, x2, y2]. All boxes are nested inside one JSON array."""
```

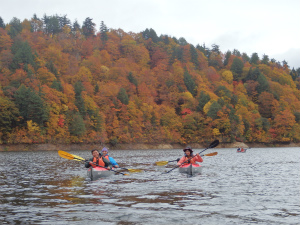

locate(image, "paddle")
[[155, 158, 180, 166], [118, 167, 143, 173], [58, 150, 129, 176], [164, 140, 219, 174], [155, 152, 218, 166]]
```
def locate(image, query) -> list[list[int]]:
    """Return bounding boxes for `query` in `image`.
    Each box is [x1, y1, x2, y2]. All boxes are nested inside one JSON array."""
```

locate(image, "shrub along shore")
[[0, 142, 298, 152]]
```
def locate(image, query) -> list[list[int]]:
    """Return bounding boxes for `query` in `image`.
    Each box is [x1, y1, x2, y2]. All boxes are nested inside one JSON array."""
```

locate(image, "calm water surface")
[[0, 147, 299, 225]]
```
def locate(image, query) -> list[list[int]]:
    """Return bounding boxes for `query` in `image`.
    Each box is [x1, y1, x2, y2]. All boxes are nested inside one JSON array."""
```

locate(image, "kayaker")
[[177, 146, 203, 166], [85, 149, 112, 169], [101, 147, 119, 168]]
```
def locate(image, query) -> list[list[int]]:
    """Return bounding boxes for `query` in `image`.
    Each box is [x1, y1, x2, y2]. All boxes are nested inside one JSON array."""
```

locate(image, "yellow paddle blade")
[[71, 153, 85, 161], [58, 150, 85, 162], [113, 170, 130, 176], [127, 169, 143, 173], [58, 150, 75, 160], [204, 152, 218, 156], [155, 161, 169, 166]]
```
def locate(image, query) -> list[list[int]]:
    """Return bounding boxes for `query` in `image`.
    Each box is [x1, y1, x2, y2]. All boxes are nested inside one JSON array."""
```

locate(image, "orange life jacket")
[[92, 157, 105, 168]]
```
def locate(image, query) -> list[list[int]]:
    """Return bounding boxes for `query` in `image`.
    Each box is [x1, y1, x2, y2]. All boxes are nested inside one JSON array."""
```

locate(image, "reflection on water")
[[0, 147, 299, 224]]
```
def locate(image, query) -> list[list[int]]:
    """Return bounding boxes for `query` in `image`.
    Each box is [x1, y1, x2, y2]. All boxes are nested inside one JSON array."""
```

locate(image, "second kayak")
[[87, 166, 114, 180]]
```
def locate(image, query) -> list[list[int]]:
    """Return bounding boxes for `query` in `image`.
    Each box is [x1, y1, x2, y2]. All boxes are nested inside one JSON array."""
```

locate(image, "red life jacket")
[[182, 156, 197, 165], [92, 157, 105, 168]]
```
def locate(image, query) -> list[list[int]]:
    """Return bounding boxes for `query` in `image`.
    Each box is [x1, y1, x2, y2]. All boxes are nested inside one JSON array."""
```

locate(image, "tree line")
[[0, 14, 300, 146]]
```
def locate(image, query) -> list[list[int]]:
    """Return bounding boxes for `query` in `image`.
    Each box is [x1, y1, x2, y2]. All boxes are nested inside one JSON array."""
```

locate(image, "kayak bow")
[[178, 163, 202, 175]]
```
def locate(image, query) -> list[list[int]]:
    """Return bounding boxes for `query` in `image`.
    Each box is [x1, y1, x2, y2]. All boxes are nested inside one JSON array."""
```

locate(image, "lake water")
[[0, 147, 299, 225]]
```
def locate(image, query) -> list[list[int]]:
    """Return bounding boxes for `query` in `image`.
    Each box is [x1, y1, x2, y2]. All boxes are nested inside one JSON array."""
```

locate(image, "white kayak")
[[87, 166, 114, 180], [178, 163, 202, 175]]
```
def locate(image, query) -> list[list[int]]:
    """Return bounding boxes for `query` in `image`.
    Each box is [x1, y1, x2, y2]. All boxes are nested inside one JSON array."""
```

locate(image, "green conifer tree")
[[230, 57, 244, 81], [14, 84, 48, 127], [74, 81, 86, 116], [117, 88, 129, 105], [68, 111, 86, 136], [100, 21, 108, 44], [183, 70, 197, 96]]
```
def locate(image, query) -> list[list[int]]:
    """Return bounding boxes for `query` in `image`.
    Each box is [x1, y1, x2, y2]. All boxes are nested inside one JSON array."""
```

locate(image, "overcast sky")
[[1, 0, 299, 69]]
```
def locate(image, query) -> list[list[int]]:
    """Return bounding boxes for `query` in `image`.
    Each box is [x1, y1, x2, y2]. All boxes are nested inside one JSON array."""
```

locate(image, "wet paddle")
[[155, 158, 180, 166], [118, 167, 143, 173], [58, 150, 129, 176], [155, 152, 218, 166], [164, 140, 219, 174]]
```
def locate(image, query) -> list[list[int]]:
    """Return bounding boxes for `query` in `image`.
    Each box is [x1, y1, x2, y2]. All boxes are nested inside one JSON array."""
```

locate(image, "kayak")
[[179, 164, 202, 175], [237, 148, 247, 153], [87, 166, 114, 180]]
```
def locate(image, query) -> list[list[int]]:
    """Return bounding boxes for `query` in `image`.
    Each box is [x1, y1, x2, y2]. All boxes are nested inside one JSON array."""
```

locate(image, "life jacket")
[[104, 155, 109, 160], [182, 155, 197, 165], [92, 157, 105, 168]]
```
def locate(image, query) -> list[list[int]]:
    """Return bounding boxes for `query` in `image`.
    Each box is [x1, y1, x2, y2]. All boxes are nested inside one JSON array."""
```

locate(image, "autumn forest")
[[0, 15, 300, 146]]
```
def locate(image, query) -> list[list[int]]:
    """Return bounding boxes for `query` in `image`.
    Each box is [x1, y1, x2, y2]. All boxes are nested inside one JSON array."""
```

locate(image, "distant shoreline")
[[0, 142, 299, 152]]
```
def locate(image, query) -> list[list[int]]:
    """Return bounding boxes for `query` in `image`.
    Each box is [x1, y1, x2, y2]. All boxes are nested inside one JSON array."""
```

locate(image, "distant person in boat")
[[101, 147, 119, 168], [85, 149, 112, 169], [177, 146, 203, 166]]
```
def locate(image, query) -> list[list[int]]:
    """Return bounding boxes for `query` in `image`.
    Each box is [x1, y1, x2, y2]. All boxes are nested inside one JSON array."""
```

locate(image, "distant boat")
[[237, 148, 247, 153]]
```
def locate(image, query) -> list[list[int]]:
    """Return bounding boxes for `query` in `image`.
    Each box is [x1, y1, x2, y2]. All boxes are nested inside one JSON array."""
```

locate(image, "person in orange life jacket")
[[85, 149, 112, 169], [101, 147, 119, 168], [177, 146, 203, 166]]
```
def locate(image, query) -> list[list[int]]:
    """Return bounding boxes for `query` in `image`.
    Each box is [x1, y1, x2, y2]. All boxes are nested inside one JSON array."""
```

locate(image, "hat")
[[101, 147, 108, 152], [183, 146, 193, 153]]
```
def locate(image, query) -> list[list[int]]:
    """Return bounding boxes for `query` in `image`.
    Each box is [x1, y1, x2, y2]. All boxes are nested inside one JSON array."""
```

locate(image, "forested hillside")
[[1, 15, 300, 145]]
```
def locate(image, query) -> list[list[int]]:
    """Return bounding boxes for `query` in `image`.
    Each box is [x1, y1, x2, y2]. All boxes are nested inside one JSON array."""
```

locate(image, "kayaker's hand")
[[107, 167, 111, 170], [114, 165, 119, 168]]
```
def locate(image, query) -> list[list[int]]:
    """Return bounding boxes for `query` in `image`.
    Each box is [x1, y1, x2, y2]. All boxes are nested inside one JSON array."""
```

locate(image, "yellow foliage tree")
[[221, 70, 233, 84], [36, 67, 56, 85]]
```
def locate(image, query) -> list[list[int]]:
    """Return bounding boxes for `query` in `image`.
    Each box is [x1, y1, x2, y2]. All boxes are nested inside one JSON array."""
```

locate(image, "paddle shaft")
[[168, 159, 179, 163], [155, 152, 218, 166]]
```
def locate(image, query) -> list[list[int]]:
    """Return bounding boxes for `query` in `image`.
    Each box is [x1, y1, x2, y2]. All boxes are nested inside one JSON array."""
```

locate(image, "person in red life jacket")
[[85, 149, 112, 169], [177, 146, 203, 166], [101, 147, 119, 168]]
